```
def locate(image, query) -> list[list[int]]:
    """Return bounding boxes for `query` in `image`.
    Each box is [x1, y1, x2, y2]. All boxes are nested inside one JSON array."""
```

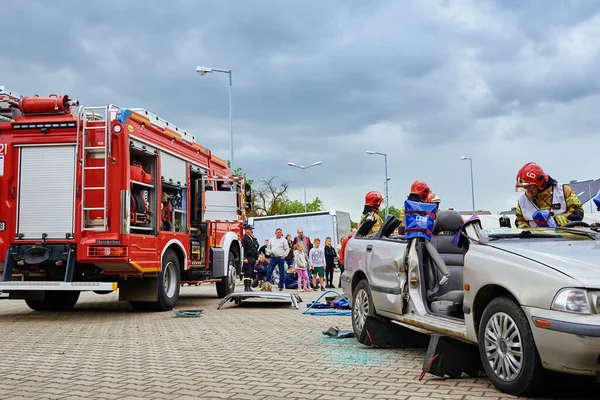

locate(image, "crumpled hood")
[[488, 240, 600, 288]]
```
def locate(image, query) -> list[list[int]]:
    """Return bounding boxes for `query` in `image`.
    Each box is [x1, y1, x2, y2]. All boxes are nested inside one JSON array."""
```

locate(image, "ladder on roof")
[[0, 86, 22, 121], [78, 105, 119, 231]]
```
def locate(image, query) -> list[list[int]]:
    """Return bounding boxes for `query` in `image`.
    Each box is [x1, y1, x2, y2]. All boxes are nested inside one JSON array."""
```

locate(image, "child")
[[324, 236, 338, 289], [309, 238, 326, 291], [293, 243, 310, 292]]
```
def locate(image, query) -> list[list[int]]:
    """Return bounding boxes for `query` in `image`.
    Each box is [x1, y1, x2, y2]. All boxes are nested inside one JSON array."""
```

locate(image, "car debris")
[[217, 291, 303, 310]]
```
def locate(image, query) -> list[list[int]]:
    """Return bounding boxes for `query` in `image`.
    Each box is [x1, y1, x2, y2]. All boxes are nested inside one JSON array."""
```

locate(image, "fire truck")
[[0, 86, 251, 312]]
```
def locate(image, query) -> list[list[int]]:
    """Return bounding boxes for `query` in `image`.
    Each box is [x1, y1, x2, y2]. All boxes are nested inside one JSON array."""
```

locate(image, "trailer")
[[0, 86, 252, 312], [248, 210, 352, 245]]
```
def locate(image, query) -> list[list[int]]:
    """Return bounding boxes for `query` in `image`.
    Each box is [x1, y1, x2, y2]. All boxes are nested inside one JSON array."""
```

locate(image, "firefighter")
[[360, 191, 384, 235], [241, 222, 259, 291], [399, 180, 432, 228], [515, 162, 584, 228]]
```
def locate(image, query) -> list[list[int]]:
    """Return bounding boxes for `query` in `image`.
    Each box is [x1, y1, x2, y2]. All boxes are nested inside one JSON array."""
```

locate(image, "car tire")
[[478, 296, 543, 397], [216, 250, 237, 299], [352, 279, 375, 339]]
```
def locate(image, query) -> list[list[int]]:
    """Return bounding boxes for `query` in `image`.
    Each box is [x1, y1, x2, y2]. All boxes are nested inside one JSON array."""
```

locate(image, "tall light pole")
[[460, 156, 475, 213], [196, 66, 234, 170], [366, 150, 389, 217], [287, 161, 322, 212]]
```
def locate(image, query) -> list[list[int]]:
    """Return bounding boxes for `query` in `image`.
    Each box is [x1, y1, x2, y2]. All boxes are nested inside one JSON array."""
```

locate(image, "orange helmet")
[[410, 180, 430, 197], [426, 192, 441, 203], [516, 162, 548, 190], [365, 191, 384, 208]]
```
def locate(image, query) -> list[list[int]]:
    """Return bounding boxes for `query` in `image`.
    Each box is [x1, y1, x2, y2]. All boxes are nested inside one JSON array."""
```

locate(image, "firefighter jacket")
[[360, 210, 383, 235], [242, 233, 259, 259], [516, 181, 583, 228]]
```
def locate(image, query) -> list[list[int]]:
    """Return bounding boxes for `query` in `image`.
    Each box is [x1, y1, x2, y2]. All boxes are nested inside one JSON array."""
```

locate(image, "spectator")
[[283, 267, 298, 289], [241, 223, 259, 291], [285, 234, 294, 267], [293, 243, 310, 292], [251, 253, 269, 288], [293, 228, 313, 286], [265, 228, 290, 291], [258, 240, 271, 259], [324, 237, 337, 289], [336, 236, 346, 288], [309, 238, 326, 291]]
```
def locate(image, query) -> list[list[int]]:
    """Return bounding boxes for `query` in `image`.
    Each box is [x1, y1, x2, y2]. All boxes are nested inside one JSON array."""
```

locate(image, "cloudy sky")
[[4, 0, 600, 220]]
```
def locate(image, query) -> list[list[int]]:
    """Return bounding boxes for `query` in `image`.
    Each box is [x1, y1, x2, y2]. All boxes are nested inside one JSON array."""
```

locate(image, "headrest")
[[432, 210, 464, 234]]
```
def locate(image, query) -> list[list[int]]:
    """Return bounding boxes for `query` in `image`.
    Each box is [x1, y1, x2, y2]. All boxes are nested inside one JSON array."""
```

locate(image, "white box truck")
[[248, 210, 352, 245]]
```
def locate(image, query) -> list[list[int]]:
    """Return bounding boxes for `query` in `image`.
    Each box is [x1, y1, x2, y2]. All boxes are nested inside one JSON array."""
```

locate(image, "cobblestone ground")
[[0, 276, 597, 400]]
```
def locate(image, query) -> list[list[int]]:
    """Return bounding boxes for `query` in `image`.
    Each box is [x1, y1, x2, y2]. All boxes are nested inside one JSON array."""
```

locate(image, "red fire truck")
[[0, 86, 251, 311]]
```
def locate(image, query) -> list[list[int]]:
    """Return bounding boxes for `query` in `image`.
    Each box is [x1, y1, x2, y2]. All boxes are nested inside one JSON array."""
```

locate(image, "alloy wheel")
[[484, 311, 523, 382]]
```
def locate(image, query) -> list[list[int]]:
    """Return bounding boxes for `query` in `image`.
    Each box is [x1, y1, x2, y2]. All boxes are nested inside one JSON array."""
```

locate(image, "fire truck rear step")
[[0, 281, 117, 292]]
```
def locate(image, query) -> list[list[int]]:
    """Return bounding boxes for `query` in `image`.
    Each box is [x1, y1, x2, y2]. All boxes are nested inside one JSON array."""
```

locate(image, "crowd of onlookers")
[[242, 226, 349, 292]]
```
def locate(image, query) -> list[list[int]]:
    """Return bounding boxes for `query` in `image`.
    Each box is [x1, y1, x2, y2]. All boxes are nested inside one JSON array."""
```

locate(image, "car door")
[[366, 238, 408, 315]]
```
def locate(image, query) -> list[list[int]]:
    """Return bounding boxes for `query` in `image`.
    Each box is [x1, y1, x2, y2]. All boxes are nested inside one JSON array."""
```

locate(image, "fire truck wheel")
[[25, 291, 80, 311], [216, 250, 238, 298], [156, 249, 181, 311]]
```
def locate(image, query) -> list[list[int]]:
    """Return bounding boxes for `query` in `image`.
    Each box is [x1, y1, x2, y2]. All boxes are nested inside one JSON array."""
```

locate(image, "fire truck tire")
[[130, 249, 181, 312], [24, 291, 80, 311], [156, 249, 181, 310], [216, 250, 238, 298]]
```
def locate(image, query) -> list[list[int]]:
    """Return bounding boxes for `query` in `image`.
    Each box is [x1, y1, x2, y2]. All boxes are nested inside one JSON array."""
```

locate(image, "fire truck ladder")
[[78, 105, 119, 231]]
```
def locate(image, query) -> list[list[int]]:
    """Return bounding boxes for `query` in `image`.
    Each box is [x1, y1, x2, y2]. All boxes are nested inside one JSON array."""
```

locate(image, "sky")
[[3, 0, 600, 221]]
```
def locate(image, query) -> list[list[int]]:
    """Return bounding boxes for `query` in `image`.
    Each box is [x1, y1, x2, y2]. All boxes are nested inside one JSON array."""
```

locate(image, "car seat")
[[427, 210, 466, 317]]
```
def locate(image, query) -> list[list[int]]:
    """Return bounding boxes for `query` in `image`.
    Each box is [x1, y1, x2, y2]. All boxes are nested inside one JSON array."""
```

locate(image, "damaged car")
[[342, 208, 600, 396]]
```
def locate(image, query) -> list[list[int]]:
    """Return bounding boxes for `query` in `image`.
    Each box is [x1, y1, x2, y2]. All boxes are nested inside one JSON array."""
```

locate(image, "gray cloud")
[[3, 0, 600, 221]]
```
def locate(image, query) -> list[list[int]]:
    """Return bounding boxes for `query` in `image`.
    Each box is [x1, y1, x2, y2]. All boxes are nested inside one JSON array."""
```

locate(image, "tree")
[[379, 206, 401, 220], [251, 175, 290, 216], [278, 197, 324, 214]]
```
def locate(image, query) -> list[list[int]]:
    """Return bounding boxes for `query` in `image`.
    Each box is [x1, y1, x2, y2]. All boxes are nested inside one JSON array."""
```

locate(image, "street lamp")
[[460, 156, 475, 213], [366, 150, 389, 216], [195, 65, 234, 170], [287, 161, 322, 213]]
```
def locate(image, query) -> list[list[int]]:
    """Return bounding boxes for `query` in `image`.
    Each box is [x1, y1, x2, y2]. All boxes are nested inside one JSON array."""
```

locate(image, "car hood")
[[488, 240, 600, 288]]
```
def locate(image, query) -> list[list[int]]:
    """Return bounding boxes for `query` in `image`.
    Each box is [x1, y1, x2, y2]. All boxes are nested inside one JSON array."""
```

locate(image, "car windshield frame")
[[476, 226, 598, 242]]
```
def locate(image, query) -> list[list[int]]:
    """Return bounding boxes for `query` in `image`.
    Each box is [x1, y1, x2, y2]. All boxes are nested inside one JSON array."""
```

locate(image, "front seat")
[[428, 210, 466, 317]]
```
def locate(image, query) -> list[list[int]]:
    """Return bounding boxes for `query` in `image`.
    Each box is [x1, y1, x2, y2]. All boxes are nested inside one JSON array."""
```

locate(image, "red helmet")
[[426, 192, 441, 203], [410, 180, 430, 197], [516, 162, 548, 190], [365, 191, 384, 208]]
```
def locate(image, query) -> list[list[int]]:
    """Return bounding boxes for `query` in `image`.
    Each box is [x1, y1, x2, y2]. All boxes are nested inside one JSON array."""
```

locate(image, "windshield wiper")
[[488, 231, 563, 241]]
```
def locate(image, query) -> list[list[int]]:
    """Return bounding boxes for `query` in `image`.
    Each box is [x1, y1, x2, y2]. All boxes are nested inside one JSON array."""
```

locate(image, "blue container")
[[404, 200, 437, 240]]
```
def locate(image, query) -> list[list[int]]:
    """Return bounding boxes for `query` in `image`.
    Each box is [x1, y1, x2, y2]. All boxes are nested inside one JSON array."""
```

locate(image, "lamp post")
[[287, 161, 322, 213], [196, 66, 234, 170], [366, 150, 389, 217], [460, 156, 475, 213]]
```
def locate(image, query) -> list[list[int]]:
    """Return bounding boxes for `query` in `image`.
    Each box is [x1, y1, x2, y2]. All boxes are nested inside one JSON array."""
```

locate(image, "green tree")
[[278, 197, 324, 215], [379, 205, 401, 220]]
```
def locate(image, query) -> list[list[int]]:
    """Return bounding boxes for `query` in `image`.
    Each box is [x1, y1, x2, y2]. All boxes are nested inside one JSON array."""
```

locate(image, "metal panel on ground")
[[18, 145, 76, 239], [161, 152, 186, 186]]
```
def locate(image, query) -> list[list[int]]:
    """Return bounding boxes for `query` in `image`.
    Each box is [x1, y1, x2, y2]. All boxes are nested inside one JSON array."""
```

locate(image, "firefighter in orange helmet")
[[360, 191, 384, 235], [515, 162, 584, 228], [399, 180, 432, 228]]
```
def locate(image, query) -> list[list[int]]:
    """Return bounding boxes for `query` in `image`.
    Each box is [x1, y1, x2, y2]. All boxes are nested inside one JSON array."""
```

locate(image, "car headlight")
[[551, 288, 593, 314]]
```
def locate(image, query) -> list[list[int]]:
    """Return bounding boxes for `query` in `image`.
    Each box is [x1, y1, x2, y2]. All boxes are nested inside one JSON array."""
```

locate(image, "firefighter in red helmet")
[[360, 191, 384, 235], [515, 162, 584, 228], [399, 180, 432, 228]]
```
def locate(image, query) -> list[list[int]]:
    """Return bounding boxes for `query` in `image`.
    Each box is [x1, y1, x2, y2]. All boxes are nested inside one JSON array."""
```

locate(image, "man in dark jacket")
[[242, 223, 259, 291], [251, 253, 269, 288]]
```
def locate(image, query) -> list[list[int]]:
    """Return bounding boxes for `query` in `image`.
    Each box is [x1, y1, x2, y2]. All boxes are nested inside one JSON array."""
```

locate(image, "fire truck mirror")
[[244, 183, 252, 212]]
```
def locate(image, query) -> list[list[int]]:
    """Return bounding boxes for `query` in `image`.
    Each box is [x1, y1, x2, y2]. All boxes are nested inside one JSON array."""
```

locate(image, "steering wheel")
[[561, 221, 590, 228]]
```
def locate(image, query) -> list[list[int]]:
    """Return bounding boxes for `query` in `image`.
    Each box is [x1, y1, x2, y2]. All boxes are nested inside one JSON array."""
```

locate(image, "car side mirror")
[[244, 183, 252, 213]]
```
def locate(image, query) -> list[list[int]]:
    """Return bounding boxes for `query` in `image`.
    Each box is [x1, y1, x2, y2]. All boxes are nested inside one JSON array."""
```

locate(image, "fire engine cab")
[[0, 86, 251, 312]]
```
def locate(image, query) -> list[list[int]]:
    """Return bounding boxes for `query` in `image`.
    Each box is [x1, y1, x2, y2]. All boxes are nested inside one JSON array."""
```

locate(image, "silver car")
[[341, 210, 600, 396]]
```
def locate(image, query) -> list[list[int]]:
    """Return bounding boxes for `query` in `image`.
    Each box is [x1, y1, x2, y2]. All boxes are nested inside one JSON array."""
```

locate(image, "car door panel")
[[367, 239, 408, 314]]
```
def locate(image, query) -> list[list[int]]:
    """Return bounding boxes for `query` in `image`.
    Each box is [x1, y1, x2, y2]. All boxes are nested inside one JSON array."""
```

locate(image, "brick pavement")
[[0, 277, 595, 400]]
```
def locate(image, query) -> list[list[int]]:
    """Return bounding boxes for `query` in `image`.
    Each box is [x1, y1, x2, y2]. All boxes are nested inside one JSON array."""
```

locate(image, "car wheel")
[[478, 296, 543, 396], [352, 280, 375, 338]]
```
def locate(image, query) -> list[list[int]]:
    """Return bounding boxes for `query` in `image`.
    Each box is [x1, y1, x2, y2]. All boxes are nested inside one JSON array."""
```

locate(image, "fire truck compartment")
[[17, 145, 76, 239]]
